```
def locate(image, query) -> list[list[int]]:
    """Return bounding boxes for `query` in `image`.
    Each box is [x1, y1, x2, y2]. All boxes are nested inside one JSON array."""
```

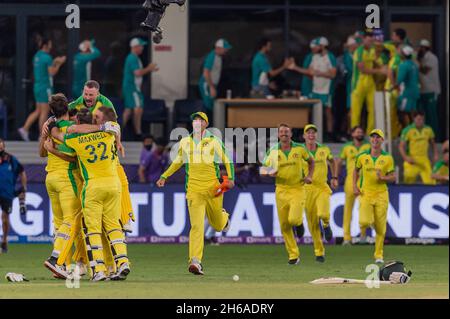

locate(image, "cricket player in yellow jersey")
[[354, 129, 396, 263], [336, 126, 371, 245], [69, 80, 134, 231], [63, 109, 130, 281], [262, 124, 314, 265], [431, 143, 449, 184], [302, 124, 338, 263], [399, 111, 438, 184], [351, 30, 376, 134], [39, 94, 83, 279], [157, 112, 234, 275]]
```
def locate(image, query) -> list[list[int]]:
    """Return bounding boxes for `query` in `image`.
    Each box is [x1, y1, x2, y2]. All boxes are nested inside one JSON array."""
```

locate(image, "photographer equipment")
[[140, 0, 186, 43]]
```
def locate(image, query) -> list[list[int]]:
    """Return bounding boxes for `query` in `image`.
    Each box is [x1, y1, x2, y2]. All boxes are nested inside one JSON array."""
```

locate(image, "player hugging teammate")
[[39, 81, 133, 282]]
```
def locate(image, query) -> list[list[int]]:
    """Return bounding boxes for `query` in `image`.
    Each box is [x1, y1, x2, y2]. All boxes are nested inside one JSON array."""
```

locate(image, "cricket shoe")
[[44, 257, 69, 279], [288, 258, 300, 265], [188, 258, 204, 275], [342, 240, 352, 246], [315, 256, 325, 263], [18, 128, 30, 141], [110, 262, 131, 281], [91, 271, 108, 282], [295, 224, 305, 238]]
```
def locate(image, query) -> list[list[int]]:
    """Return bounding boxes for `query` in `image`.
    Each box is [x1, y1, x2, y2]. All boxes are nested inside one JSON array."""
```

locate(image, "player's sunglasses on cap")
[[304, 124, 317, 133], [369, 129, 385, 139], [190, 112, 209, 124]]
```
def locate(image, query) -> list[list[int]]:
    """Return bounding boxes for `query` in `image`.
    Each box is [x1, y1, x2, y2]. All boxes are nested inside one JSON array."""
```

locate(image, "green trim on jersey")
[[68, 162, 78, 196]]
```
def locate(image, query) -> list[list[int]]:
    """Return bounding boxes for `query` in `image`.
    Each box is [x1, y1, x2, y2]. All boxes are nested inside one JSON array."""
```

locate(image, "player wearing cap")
[[351, 30, 376, 134], [122, 37, 159, 138], [156, 112, 234, 275], [336, 126, 370, 245], [262, 124, 314, 265], [198, 39, 232, 114], [399, 111, 438, 184], [395, 45, 420, 126], [302, 124, 338, 262], [72, 39, 101, 98], [417, 39, 441, 137], [309, 37, 337, 141], [354, 129, 396, 263]]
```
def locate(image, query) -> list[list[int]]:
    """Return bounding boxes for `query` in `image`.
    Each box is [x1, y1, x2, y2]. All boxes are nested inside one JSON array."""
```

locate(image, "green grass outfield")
[[0, 244, 448, 299]]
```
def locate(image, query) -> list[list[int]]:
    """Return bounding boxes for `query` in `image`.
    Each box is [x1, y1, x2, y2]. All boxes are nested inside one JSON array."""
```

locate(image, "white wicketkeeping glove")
[[101, 121, 121, 136], [5, 272, 29, 282], [389, 272, 410, 284]]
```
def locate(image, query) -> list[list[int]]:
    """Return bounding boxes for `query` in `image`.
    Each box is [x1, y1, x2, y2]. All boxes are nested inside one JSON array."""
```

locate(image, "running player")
[[302, 124, 338, 262], [156, 112, 234, 275], [336, 126, 371, 245], [354, 129, 396, 263], [262, 124, 314, 265]]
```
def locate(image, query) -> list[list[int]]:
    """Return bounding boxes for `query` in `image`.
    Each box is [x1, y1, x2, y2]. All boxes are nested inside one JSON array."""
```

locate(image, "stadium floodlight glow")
[[140, 0, 186, 43]]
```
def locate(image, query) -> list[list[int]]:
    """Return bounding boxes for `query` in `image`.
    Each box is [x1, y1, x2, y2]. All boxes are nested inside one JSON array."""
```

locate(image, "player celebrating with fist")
[[354, 129, 396, 264], [262, 124, 314, 265], [157, 112, 234, 275]]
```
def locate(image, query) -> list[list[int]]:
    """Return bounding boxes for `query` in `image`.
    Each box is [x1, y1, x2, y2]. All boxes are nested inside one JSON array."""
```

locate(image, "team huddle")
[[40, 81, 134, 282]]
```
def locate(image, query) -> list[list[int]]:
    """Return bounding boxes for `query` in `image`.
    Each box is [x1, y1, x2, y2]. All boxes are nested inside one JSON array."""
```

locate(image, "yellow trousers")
[[275, 185, 305, 260], [343, 177, 356, 242], [359, 191, 388, 260], [351, 79, 375, 134], [305, 186, 331, 257], [81, 177, 128, 273], [403, 157, 435, 185], [186, 190, 229, 263]]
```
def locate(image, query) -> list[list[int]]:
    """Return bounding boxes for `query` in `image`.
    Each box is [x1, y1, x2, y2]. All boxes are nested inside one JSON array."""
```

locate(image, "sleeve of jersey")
[[160, 143, 184, 180], [432, 161, 443, 174], [396, 63, 407, 84], [353, 47, 362, 63], [329, 52, 337, 68], [303, 54, 312, 68], [130, 55, 140, 72], [203, 52, 215, 71], [215, 138, 235, 181], [339, 146, 347, 159], [355, 154, 362, 170], [327, 147, 334, 160], [400, 127, 409, 142], [387, 155, 395, 174], [262, 57, 272, 72]]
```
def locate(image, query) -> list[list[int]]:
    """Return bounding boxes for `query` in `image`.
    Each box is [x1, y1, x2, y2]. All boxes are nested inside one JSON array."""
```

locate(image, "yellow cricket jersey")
[[161, 131, 235, 192], [63, 131, 118, 181], [302, 143, 333, 187], [433, 160, 449, 184], [352, 45, 376, 89], [339, 141, 371, 178], [355, 150, 395, 193], [46, 120, 77, 173], [400, 124, 435, 158], [263, 142, 310, 186]]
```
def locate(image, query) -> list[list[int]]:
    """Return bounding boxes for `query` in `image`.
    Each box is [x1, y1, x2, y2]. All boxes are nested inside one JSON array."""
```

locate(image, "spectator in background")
[[309, 37, 337, 141], [139, 137, 168, 185], [18, 38, 66, 141], [343, 36, 359, 134], [399, 111, 438, 185], [141, 134, 155, 154], [417, 39, 441, 138], [351, 30, 376, 135], [72, 39, 101, 98], [0, 138, 27, 253], [122, 38, 159, 139], [198, 39, 232, 117], [431, 141, 449, 184], [396, 45, 420, 127], [251, 37, 290, 97], [300, 39, 320, 98]]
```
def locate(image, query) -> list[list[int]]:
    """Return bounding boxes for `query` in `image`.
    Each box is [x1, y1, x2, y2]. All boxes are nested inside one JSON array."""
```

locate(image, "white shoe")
[[44, 258, 69, 279], [18, 128, 30, 141], [375, 259, 384, 264], [110, 262, 130, 281], [91, 271, 107, 282], [188, 258, 204, 275], [359, 236, 367, 244], [342, 240, 352, 246]]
